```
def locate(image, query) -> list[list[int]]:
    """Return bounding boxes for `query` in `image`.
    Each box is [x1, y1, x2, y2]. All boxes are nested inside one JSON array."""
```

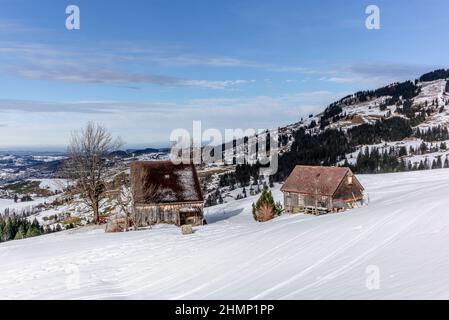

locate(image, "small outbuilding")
[[281, 165, 364, 215], [131, 161, 204, 227]]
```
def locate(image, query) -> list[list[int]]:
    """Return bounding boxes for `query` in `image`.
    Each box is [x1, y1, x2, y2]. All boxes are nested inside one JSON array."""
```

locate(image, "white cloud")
[[319, 63, 433, 87], [180, 79, 255, 89], [0, 42, 255, 90], [0, 90, 347, 147], [149, 55, 248, 67]]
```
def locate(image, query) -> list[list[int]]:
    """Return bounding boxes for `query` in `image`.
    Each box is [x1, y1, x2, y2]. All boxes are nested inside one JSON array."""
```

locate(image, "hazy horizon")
[[0, 143, 170, 153], [1, 0, 449, 147]]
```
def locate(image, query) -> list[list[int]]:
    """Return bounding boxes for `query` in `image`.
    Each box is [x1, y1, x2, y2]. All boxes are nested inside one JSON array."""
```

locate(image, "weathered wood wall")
[[284, 192, 333, 213], [134, 202, 204, 226], [333, 173, 364, 203]]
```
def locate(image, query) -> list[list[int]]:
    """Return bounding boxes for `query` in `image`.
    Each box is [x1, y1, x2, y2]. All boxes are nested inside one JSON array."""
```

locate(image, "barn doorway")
[[179, 208, 202, 226]]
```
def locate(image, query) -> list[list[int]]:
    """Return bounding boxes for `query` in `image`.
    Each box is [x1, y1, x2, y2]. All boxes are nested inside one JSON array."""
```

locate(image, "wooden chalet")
[[131, 161, 204, 227], [281, 165, 364, 215]]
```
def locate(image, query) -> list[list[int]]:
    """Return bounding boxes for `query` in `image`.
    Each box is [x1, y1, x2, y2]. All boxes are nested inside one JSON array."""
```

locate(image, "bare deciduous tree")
[[64, 122, 123, 224]]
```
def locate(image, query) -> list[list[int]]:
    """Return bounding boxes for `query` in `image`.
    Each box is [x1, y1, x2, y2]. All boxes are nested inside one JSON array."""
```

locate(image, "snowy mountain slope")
[[298, 77, 446, 132], [332, 79, 449, 131], [256, 75, 449, 181], [1, 169, 449, 299]]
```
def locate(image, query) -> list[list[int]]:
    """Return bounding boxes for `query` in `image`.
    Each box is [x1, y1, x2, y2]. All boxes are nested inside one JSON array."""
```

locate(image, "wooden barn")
[[281, 165, 365, 215], [131, 161, 204, 227]]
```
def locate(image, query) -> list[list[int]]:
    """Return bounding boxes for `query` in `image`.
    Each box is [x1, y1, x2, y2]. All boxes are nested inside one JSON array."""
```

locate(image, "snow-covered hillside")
[[1, 169, 449, 299], [264, 76, 449, 179]]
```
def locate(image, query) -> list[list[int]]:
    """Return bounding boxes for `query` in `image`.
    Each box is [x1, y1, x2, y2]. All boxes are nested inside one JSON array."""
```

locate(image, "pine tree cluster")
[[415, 126, 449, 142], [0, 214, 69, 243], [419, 69, 449, 82], [0, 216, 44, 242]]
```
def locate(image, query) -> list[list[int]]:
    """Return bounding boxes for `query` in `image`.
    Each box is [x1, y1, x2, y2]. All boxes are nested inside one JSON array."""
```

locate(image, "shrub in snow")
[[252, 188, 283, 222]]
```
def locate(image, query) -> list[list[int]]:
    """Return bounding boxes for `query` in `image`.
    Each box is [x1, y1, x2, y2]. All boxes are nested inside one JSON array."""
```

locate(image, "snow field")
[[1, 169, 449, 299]]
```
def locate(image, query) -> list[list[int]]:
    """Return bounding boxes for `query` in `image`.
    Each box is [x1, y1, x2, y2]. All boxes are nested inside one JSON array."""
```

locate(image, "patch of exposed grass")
[[63, 216, 82, 225]]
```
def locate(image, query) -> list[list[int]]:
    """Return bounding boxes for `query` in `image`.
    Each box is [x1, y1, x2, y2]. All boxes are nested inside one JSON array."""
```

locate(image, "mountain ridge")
[[225, 69, 449, 188]]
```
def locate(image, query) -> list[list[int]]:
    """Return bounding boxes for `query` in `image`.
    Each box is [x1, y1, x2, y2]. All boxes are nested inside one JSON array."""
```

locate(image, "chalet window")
[[291, 194, 298, 206], [348, 176, 353, 185], [286, 193, 298, 206], [285, 193, 291, 206]]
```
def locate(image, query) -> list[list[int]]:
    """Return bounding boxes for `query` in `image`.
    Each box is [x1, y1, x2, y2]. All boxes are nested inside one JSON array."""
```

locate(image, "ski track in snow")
[[250, 209, 401, 299], [1, 169, 449, 299]]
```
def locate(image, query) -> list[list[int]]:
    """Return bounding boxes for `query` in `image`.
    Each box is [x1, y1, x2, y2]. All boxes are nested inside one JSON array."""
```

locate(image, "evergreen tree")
[[398, 146, 407, 157], [424, 158, 429, 169], [432, 159, 438, 169], [14, 229, 24, 240], [437, 156, 443, 169], [3, 219, 15, 241], [252, 188, 283, 222], [418, 160, 425, 170], [419, 142, 428, 154]]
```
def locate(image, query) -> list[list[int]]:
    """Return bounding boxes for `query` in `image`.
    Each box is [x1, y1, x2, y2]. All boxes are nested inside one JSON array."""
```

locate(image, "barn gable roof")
[[280, 165, 354, 197], [131, 161, 203, 204]]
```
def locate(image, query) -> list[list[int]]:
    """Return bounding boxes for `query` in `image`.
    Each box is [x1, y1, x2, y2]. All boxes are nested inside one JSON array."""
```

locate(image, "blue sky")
[[0, 0, 448, 149]]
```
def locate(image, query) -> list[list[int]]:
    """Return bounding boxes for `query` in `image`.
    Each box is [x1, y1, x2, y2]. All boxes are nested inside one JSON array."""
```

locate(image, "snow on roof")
[[131, 161, 203, 204]]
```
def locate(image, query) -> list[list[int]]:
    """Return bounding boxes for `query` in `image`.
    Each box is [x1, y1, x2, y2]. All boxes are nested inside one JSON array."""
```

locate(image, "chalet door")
[[179, 211, 198, 226], [179, 214, 186, 225]]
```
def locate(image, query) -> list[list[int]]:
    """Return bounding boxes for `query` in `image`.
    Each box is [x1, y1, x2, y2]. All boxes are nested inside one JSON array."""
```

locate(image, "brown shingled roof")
[[131, 161, 203, 204], [280, 165, 352, 197]]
